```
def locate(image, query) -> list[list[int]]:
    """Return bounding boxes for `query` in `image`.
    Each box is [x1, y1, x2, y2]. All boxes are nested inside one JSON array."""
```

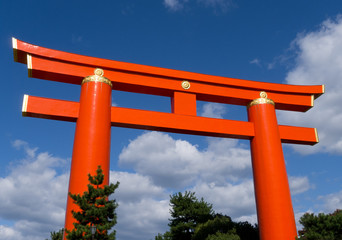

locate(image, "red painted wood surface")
[[14, 38, 324, 112], [23, 95, 319, 145], [64, 80, 112, 238], [171, 91, 197, 115], [248, 102, 297, 240]]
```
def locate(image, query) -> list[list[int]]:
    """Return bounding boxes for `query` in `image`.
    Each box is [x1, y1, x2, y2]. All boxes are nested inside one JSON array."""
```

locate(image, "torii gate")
[[13, 38, 324, 240]]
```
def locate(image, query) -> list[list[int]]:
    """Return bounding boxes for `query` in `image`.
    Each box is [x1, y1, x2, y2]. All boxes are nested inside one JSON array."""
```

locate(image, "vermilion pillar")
[[248, 92, 297, 240], [64, 68, 112, 238]]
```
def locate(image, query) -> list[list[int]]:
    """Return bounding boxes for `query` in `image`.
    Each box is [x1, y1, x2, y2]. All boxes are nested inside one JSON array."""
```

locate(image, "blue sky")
[[1, 0, 342, 239]]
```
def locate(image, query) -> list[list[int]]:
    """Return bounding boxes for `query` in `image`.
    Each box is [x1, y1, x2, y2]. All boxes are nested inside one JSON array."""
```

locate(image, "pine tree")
[[297, 209, 342, 240], [66, 166, 119, 240], [46, 229, 64, 240], [168, 191, 214, 240], [156, 191, 259, 240]]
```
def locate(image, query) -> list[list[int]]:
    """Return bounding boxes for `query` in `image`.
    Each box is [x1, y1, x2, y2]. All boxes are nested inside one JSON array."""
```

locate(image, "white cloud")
[[235, 214, 258, 226], [117, 131, 316, 238], [111, 171, 167, 202], [293, 190, 342, 231], [117, 131, 257, 237], [163, 0, 234, 12], [163, 0, 188, 11], [0, 141, 69, 240], [119, 131, 203, 188], [110, 171, 170, 240], [200, 102, 227, 118], [289, 176, 313, 195], [279, 16, 342, 154], [193, 180, 256, 218], [12, 139, 38, 158], [0, 225, 25, 240], [1, 135, 314, 240], [319, 190, 342, 212], [250, 58, 261, 66], [119, 132, 252, 189], [116, 199, 170, 240], [0, 140, 172, 240]]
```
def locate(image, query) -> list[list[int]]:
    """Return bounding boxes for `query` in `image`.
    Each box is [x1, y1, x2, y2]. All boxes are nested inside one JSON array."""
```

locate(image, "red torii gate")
[[13, 38, 324, 240]]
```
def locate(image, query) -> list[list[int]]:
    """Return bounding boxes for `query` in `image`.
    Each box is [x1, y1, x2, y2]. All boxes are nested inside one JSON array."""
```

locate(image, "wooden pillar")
[[64, 68, 112, 238], [247, 92, 297, 240]]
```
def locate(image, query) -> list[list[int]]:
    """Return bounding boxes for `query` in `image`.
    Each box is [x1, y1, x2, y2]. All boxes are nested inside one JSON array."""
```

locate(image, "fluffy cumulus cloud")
[[200, 102, 227, 118], [1, 134, 315, 240], [0, 140, 69, 240], [279, 16, 342, 154], [0, 226, 24, 240], [119, 132, 252, 189], [193, 180, 256, 218], [319, 190, 342, 212], [117, 130, 320, 236], [289, 176, 313, 195], [110, 171, 170, 240], [118, 131, 258, 232]]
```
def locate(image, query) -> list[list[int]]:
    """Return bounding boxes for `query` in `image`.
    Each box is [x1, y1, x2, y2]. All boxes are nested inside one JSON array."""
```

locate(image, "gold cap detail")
[[248, 91, 275, 108], [82, 68, 112, 87], [181, 80, 190, 90]]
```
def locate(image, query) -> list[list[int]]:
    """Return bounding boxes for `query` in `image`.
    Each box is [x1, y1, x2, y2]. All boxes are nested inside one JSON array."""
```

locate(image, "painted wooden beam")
[[22, 95, 319, 145]]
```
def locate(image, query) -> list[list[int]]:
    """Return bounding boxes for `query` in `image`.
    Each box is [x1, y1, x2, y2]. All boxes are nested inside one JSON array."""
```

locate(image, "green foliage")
[[193, 214, 258, 240], [157, 191, 259, 240], [233, 221, 259, 240], [168, 191, 215, 240], [193, 214, 234, 240], [46, 229, 64, 240], [66, 166, 119, 240], [297, 209, 342, 240], [206, 231, 240, 240], [155, 231, 172, 240]]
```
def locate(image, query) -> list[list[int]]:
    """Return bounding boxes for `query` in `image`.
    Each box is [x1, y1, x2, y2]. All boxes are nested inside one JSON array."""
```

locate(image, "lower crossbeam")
[[22, 95, 318, 145]]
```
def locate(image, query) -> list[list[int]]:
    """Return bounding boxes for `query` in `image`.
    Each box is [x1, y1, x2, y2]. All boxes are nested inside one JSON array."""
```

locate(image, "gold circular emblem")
[[181, 81, 190, 90], [94, 68, 104, 76], [260, 91, 267, 98]]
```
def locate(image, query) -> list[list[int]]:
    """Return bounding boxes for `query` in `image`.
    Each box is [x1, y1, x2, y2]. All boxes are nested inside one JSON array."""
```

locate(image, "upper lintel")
[[13, 38, 324, 111]]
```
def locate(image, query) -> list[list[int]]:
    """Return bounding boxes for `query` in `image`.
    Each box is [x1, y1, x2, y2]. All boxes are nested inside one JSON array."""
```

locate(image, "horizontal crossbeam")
[[22, 95, 319, 145], [13, 38, 324, 112], [27, 55, 314, 112]]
